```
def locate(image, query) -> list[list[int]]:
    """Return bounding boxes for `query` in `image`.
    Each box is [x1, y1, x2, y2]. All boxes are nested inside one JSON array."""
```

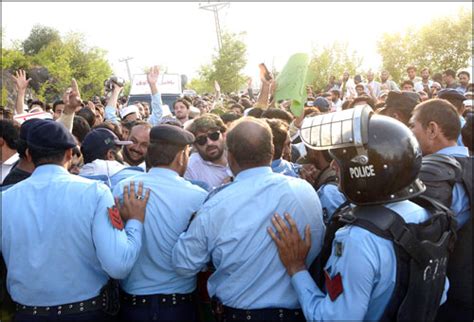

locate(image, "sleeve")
[[92, 186, 143, 279], [171, 210, 211, 277], [105, 105, 121, 124], [451, 183, 470, 229], [317, 184, 347, 222], [148, 92, 164, 126], [291, 232, 377, 321]]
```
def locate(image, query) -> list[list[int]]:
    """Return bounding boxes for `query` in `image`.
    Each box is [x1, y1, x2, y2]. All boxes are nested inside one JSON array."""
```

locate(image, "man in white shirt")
[[184, 114, 232, 190], [414, 67, 434, 93]]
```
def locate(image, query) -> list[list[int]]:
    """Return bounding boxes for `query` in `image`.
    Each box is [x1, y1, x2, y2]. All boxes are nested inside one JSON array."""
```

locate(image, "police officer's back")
[[113, 124, 207, 322], [1, 119, 149, 321]]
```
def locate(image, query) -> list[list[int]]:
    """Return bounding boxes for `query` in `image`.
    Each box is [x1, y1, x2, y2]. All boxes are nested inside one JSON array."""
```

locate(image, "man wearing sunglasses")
[[185, 114, 232, 190]]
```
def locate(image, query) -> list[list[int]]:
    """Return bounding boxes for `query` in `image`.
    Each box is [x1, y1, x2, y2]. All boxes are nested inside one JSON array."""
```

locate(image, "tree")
[[22, 24, 61, 55], [308, 42, 362, 93], [377, 8, 472, 84], [32, 32, 112, 101], [190, 32, 247, 94]]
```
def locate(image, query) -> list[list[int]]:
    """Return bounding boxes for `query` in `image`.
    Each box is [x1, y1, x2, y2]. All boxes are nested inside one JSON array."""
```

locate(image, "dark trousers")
[[13, 310, 112, 322], [222, 307, 305, 322], [120, 300, 197, 322]]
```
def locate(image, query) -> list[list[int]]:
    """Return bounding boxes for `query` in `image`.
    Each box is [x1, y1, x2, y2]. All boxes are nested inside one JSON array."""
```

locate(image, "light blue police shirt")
[[317, 183, 347, 223], [271, 158, 299, 178], [114, 167, 207, 295], [291, 200, 449, 321], [1, 165, 143, 306], [172, 166, 325, 309], [436, 145, 470, 229]]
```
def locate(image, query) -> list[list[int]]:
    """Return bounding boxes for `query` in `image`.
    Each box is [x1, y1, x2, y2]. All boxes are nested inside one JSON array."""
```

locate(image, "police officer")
[[269, 105, 453, 321], [409, 99, 472, 321], [114, 124, 207, 322], [172, 118, 325, 322], [1, 119, 150, 322]]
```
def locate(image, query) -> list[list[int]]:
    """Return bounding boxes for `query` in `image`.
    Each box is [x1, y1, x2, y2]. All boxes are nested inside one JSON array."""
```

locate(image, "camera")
[[104, 76, 126, 92]]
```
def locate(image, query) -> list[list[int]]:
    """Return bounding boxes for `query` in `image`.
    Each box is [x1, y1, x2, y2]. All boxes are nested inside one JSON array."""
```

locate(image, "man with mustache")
[[123, 121, 151, 170], [184, 114, 232, 190]]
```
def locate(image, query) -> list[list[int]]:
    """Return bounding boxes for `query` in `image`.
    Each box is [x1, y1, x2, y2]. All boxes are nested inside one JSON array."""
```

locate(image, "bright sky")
[[2, 2, 471, 82]]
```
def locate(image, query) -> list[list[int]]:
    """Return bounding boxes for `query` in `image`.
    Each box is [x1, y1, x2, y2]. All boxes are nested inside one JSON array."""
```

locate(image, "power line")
[[199, 2, 229, 52]]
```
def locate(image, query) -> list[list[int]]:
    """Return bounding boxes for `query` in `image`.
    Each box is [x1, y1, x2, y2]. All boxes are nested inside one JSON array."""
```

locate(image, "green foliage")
[[22, 24, 61, 55], [308, 42, 362, 93], [24, 31, 112, 102], [377, 8, 473, 84], [190, 32, 247, 94], [187, 76, 213, 94]]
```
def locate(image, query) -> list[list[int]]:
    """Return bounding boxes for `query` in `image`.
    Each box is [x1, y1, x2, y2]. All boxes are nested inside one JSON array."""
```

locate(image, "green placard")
[[274, 53, 313, 117]]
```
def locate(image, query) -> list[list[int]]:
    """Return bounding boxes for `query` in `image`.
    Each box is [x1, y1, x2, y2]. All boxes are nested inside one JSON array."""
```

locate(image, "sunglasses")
[[195, 131, 220, 146]]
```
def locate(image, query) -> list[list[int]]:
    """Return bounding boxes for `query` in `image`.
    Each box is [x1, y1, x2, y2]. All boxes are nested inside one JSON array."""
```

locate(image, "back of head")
[[73, 116, 91, 144], [27, 119, 77, 166], [261, 108, 293, 124], [0, 119, 20, 151], [76, 108, 96, 128], [146, 124, 195, 168], [413, 99, 461, 142], [265, 118, 289, 160], [226, 117, 274, 169]]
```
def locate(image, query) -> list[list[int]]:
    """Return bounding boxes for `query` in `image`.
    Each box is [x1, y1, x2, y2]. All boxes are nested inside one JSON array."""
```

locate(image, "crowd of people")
[[0, 63, 472, 322]]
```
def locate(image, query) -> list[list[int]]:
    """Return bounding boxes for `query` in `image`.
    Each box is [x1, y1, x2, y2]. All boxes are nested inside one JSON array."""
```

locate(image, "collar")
[[436, 145, 469, 157], [235, 166, 272, 181], [32, 164, 69, 177], [3, 153, 19, 166], [148, 167, 180, 179]]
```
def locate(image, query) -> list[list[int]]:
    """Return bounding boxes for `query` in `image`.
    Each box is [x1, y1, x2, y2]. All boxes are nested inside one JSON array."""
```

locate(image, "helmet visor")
[[300, 105, 372, 150]]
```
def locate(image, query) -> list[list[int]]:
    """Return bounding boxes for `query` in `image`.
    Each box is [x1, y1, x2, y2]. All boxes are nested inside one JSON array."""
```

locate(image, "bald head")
[[226, 117, 274, 169]]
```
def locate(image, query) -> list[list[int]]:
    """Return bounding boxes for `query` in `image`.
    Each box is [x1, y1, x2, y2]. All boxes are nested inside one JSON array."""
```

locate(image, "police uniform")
[[296, 105, 453, 321], [292, 200, 449, 321], [1, 120, 144, 321], [114, 124, 208, 322], [172, 167, 326, 321]]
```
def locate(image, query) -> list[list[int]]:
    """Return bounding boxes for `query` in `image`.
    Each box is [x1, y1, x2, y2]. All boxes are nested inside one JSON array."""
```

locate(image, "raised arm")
[[12, 69, 31, 115], [104, 83, 123, 124], [147, 65, 164, 126]]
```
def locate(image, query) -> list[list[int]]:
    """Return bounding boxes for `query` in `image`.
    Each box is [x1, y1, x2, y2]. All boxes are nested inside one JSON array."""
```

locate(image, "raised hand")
[[147, 65, 160, 85], [12, 69, 32, 92]]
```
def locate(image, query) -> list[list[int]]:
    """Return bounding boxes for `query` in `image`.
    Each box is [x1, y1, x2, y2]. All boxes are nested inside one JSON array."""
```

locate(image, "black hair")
[[261, 108, 293, 125], [52, 100, 64, 112], [0, 119, 19, 150], [76, 108, 96, 128], [30, 148, 66, 166], [146, 141, 185, 167], [72, 116, 91, 144]]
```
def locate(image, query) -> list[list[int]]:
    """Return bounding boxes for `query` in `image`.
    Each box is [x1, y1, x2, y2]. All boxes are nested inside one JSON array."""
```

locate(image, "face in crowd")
[[174, 101, 189, 121], [194, 128, 226, 162], [123, 124, 150, 165]]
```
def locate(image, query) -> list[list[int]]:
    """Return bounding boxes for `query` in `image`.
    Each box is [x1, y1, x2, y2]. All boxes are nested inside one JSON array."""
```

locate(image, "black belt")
[[223, 306, 304, 321], [121, 292, 194, 307], [15, 294, 104, 316]]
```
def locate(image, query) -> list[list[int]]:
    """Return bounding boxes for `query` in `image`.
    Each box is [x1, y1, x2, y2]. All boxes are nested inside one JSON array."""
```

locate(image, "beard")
[[200, 145, 224, 162], [123, 146, 145, 166]]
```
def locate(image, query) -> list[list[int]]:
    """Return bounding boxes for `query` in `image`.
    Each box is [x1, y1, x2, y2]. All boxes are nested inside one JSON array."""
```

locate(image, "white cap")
[[120, 105, 139, 119]]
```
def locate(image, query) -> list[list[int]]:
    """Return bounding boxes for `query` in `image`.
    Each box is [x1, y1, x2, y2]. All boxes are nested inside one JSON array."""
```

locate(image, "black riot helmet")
[[300, 105, 425, 205]]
